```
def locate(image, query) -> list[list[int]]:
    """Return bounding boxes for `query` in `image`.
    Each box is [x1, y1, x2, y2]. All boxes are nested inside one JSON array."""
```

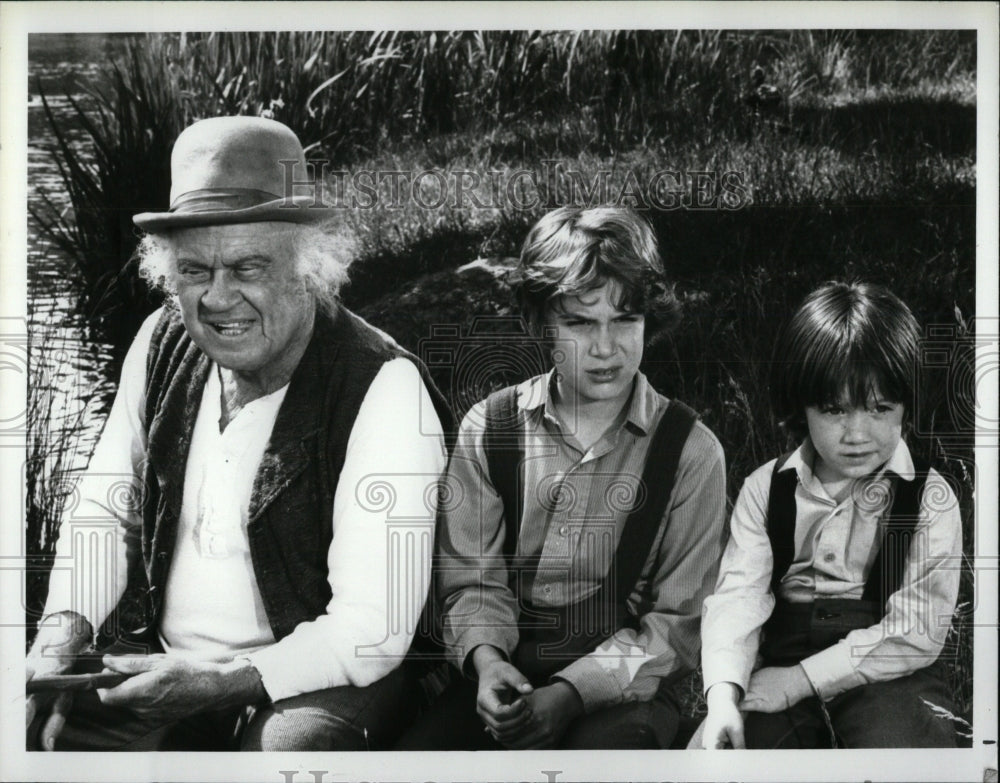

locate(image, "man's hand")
[[96, 654, 266, 725], [701, 682, 746, 749], [500, 681, 584, 749], [471, 646, 534, 742], [741, 665, 813, 714], [26, 612, 93, 750]]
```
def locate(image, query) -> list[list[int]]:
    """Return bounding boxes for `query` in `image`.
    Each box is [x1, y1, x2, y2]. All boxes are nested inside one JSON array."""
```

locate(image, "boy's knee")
[[744, 707, 824, 749], [833, 675, 958, 748], [561, 699, 677, 750]]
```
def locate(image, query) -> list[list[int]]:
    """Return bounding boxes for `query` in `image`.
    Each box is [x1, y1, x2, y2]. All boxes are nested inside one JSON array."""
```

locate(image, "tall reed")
[[24, 334, 95, 645], [31, 30, 976, 368]]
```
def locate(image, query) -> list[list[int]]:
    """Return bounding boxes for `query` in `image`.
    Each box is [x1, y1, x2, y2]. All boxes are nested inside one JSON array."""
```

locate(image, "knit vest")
[[139, 304, 449, 642]]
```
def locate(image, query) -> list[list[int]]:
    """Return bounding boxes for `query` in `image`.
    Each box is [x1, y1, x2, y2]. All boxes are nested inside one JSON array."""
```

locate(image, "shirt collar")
[[777, 440, 814, 484], [517, 369, 657, 436], [623, 371, 658, 435], [779, 437, 917, 483], [518, 371, 550, 414], [881, 438, 917, 480]]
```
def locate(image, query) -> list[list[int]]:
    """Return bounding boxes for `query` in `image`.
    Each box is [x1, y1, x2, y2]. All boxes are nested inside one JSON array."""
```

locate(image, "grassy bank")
[[28, 29, 977, 730], [30, 30, 974, 363]]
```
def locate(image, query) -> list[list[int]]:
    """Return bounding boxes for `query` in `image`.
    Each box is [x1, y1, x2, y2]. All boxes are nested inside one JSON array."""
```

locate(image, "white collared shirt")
[[701, 438, 961, 700]]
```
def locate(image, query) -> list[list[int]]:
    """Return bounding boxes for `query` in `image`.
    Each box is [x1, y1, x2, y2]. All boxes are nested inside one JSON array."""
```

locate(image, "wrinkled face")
[[170, 222, 315, 381], [805, 390, 905, 484], [544, 281, 644, 409]]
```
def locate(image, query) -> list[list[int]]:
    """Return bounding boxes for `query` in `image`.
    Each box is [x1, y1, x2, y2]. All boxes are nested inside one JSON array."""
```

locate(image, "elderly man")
[[26, 117, 448, 751]]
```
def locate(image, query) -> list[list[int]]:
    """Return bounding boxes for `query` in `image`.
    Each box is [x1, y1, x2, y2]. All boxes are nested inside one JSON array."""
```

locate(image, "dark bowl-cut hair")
[[507, 206, 678, 336], [770, 281, 921, 442]]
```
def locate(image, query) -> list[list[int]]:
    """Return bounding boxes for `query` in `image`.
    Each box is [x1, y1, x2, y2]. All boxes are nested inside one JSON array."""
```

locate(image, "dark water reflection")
[[27, 35, 131, 493]]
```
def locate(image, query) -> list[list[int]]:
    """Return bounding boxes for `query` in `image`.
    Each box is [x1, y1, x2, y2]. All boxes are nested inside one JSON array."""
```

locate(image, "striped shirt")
[[437, 370, 727, 712]]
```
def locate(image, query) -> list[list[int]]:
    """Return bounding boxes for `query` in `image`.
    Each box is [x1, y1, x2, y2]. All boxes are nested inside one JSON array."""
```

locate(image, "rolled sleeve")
[[555, 655, 624, 710]]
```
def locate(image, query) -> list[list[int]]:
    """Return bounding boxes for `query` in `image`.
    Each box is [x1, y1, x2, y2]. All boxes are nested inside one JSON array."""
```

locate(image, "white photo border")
[[1, 2, 997, 782]]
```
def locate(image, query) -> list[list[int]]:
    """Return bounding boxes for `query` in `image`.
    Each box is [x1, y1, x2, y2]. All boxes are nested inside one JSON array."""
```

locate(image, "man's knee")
[[242, 704, 368, 751], [243, 671, 417, 751]]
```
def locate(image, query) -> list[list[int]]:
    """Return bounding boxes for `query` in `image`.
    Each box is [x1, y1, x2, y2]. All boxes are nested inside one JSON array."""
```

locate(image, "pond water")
[[27, 34, 135, 547]]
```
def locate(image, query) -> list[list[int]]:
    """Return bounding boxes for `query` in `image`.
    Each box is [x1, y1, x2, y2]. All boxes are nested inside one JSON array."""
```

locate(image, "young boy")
[[699, 281, 962, 749], [397, 206, 726, 749]]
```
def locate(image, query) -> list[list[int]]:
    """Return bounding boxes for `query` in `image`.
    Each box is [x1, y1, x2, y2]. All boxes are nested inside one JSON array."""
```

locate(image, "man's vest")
[[760, 452, 929, 665], [482, 385, 698, 685], [138, 304, 450, 641]]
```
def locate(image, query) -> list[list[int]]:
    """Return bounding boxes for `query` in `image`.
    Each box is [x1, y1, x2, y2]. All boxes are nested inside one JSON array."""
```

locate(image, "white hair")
[[136, 222, 355, 316]]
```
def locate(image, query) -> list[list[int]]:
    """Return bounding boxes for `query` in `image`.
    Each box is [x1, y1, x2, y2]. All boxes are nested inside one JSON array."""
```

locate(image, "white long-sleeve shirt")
[[701, 438, 961, 701], [42, 310, 446, 701]]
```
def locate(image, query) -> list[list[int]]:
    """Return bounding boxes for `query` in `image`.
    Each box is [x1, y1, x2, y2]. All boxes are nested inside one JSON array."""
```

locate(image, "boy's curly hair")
[[507, 206, 679, 336]]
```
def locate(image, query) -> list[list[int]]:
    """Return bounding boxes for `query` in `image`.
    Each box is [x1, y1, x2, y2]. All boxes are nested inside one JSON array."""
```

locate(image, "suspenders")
[[860, 469, 929, 605], [482, 386, 698, 681], [766, 451, 930, 612], [483, 386, 523, 563], [761, 449, 930, 665]]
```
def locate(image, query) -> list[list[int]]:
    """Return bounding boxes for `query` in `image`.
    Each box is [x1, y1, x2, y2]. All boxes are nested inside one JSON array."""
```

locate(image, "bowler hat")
[[133, 116, 329, 231]]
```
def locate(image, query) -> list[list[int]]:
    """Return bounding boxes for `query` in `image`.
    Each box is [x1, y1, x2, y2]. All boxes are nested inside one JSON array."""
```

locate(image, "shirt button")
[[543, 585, 552, 594], [823, 552, 836, 563], [558, 525, 568, 536]]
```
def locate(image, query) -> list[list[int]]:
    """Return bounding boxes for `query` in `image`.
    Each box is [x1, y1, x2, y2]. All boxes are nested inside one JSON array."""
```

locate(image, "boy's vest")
[[482, 385, 697, 685], [760, 451, 930, 665], [138, 305, 451, 642]]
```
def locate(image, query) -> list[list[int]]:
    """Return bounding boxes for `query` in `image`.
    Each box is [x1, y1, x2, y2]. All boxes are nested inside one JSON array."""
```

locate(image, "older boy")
[[398, 206, 726, 749]]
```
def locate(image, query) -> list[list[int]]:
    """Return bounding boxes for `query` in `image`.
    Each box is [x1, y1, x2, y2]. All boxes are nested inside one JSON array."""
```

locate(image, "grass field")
[[28, 29, 977, 736]]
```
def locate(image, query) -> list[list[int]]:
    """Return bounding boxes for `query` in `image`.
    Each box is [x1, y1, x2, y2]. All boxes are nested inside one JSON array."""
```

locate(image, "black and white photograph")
[[1, 2, 996, 782]]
